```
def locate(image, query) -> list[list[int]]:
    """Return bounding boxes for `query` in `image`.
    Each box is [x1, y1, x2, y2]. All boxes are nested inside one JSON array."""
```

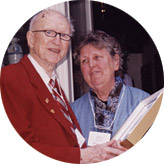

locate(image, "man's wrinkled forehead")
[[32, 10, 69, 29], [38, 10, 63, 20]]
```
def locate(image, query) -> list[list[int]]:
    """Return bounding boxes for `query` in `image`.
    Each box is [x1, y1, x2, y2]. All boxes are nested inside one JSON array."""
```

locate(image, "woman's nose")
[[89, 59, 95, 68]]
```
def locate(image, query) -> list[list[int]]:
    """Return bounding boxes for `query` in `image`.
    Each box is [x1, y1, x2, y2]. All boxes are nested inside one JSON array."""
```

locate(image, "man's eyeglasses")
[[32, 30, 72, 41]]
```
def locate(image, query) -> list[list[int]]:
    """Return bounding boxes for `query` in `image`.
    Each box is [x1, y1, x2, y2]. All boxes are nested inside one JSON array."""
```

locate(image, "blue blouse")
[[71, 85, 149, 145]]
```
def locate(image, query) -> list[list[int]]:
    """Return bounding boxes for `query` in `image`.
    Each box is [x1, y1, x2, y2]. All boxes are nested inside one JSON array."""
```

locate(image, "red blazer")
[[0, 55, 86, 163]]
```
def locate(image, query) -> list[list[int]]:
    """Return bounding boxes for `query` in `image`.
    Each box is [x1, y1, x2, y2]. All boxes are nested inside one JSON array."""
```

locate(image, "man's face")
[[27, 11, 70, 68]]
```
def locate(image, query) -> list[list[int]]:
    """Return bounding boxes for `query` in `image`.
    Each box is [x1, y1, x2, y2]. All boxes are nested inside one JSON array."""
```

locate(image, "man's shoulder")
[[1, 63, 21, 80], [1, 55, 28, 73], [1, 56, 30, 84]]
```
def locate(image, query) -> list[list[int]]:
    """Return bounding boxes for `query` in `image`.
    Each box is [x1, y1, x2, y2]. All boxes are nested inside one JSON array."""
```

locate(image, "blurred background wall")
[[2, 0, 163, 102]]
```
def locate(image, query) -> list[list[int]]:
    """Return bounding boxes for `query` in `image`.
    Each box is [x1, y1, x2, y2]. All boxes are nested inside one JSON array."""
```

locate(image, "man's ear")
[[26, 31, 34, 48], [114, 54, 120, 71]]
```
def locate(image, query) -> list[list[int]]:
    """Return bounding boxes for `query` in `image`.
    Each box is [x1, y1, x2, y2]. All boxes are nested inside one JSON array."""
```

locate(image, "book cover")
[[112, 88, 163, 148]]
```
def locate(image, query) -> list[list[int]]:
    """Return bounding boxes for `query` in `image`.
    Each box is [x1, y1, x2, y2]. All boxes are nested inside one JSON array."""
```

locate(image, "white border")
[[0, 0, 163, 164]]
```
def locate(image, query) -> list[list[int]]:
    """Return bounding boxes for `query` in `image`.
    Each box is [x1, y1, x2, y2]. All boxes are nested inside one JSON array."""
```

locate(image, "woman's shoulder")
[[124, 85, 150, 100], [71, 92, 89, 106], [71, 92, 92, 114]]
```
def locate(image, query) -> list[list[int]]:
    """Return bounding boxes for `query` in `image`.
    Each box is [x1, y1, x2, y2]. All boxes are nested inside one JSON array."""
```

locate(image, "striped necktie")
[[48, 79, 73, 124], [49, 79, 86, 148]]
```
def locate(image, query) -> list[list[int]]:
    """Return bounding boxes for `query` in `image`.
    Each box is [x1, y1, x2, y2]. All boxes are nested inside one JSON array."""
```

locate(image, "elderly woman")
[[71, 30, 149, 146]]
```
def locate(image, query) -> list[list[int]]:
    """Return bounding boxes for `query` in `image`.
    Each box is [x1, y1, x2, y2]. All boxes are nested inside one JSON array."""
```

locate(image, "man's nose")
[[52, 34, 61, 45]]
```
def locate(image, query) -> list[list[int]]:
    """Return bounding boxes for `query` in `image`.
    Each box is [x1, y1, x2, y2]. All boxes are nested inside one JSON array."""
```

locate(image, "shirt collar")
[[28, 54, 56, 86]]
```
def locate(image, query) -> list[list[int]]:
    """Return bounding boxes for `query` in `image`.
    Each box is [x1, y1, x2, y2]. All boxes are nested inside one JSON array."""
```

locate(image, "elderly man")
[[1, 9, 125, 163]]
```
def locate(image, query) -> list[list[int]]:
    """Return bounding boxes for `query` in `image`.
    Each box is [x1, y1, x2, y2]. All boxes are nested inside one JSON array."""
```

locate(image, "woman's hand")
[[80, 140, 127, 164], [111, 139, 128, 151]]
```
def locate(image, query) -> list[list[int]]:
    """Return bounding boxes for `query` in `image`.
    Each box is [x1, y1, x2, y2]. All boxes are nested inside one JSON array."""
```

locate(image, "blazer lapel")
[[20, 55, 78, 142], [36, 87, 77, 141]]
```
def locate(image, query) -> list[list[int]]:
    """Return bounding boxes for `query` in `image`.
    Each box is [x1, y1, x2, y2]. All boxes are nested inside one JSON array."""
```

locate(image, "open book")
[[112, 88, 164, 148]]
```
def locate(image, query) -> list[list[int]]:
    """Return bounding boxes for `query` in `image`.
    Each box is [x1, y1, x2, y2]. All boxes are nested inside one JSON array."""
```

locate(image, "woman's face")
[[80, 44, 120, 91]]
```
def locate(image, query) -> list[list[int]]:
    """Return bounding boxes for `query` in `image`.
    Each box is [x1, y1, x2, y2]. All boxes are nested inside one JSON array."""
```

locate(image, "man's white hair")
[[29, 9, 75, 35]]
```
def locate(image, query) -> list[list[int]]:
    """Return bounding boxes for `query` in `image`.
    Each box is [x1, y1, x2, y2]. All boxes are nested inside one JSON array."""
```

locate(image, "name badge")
[[75, 128, 85, 148], [88, 131, 111, 146]]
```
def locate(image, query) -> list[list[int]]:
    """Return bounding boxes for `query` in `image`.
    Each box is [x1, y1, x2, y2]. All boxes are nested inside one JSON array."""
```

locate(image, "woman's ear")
[[114, 54, 120, 71], [26, 31, 34, 48]]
